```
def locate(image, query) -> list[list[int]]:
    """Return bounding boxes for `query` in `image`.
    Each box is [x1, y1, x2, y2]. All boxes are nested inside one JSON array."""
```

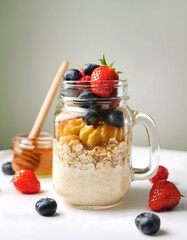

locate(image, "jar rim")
[[12, 131, 53, 142], [12, 132, 53, 149], [60, 79, 128, 87], [59, 79, 129, 102]]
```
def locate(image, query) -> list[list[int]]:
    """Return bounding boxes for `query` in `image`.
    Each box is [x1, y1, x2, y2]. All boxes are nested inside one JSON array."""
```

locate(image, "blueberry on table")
[[35, 198, 57, 217], [135, 212, 161, 235], [107, 110, 124, 127], [63, 69, 82, 81], [2, 162, 15, 175], [83, 109, 100, 125], [82, 64, 99, 76]]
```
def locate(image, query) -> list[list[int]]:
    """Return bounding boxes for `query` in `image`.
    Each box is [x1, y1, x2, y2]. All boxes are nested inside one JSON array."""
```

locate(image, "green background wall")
[[0, 0, 187, 150]]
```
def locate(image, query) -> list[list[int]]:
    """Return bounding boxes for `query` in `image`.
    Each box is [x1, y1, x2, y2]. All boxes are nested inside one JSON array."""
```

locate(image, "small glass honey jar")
[[11, 132, 52, 177]]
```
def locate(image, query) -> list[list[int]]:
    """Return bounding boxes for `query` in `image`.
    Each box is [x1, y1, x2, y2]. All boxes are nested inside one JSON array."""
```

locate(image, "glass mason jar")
[[53, 79, 159, 209], [12, 132, 53, 177]]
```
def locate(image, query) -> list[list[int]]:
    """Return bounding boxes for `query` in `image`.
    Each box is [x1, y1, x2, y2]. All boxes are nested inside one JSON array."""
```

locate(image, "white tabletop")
[[0, 147, 187, 240]]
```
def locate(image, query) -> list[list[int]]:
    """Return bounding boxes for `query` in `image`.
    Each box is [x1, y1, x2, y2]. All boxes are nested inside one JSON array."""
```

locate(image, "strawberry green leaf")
[[109, 61, 115, 68], [116, 71, 123, 74], [99, 53, 108, 66], [98, 53, 123, 74]]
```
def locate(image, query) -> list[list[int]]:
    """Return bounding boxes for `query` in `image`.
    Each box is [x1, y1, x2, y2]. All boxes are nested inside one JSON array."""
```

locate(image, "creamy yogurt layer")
[[53, 138, 131, 207]]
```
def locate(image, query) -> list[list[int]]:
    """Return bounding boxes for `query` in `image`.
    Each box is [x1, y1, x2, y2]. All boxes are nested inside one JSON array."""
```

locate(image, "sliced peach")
[[100, 123, 109, 142], [59, 135, 79, 144], [79, 125, 95, 146], [57, 117, 85, 138], [108, 125, 118, 139], [116, 127, 124, 142], [87, 126, 102, 147]]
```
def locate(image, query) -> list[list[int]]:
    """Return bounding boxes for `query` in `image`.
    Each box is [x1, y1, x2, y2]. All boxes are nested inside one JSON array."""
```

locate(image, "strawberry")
[[149, 165, 169, 184], [12, 169, 41, 194], [78, 68, 86, 77], [90, 54, 120, 97], [148, 180, 181, 212], [76, 75, 91, 86]]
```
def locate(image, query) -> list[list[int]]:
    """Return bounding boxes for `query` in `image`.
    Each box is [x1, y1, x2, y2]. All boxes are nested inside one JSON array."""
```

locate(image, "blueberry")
[[98, 109, 112, 121], [135, 212, 161, 235], [2, 162, 15, 175], [83, 109, 100, 125], [35, 198, 57, 217], [106, 110, 124, 127], [77, 90, 99, 108], [63, 69, 82, 81], [89, 103, 102, 111], [82, 64, 99, 76]]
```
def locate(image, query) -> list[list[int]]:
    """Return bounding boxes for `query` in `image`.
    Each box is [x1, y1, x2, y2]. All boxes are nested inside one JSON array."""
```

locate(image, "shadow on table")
[[109, 185, 149, 212]]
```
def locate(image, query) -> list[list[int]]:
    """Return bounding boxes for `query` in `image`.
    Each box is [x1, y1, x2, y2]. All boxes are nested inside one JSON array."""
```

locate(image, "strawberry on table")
[[148, 180, 181, 211], [12, 169, 41, 194], [90, 54, 120, 97], [149, 165, 169, 184]]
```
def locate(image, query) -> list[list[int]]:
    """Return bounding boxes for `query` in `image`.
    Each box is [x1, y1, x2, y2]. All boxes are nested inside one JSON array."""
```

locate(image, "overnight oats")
[[53, 54, 159, 209], [53, 116, 132, 207]]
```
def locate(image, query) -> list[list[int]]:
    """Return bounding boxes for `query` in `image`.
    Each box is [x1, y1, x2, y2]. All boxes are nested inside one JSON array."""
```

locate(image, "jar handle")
[[131, 111, 159, 181]]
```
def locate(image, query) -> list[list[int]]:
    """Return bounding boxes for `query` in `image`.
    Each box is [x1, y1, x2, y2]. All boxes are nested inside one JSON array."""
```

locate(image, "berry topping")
[[77, 90, 99, 108], [91, 67, 118, 97], [90, 54, 120, 97], [78, 90, 97, 99], [64, 69, 82, 81], [2, 162, 15, 175], [82, 109, 100, 125], [76, 75, 91, 86], [150, 165, 169, 184], [78, 68, 86, 77], [82, 63, 100, 76], [148, 180, 181, 212], [35, 198, 57, 217], [99, 109, 112, 120], [12, 169, 40, 194], [135, 212, 160, 235], [106, 110, 124, 127]]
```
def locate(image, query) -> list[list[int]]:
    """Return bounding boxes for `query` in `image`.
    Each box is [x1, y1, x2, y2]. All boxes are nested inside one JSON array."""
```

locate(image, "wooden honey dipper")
[[12, 61, 69, 172]]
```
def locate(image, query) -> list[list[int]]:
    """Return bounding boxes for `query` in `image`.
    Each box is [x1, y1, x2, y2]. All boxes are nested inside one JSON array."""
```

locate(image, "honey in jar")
[[12, 132, 52, 177]]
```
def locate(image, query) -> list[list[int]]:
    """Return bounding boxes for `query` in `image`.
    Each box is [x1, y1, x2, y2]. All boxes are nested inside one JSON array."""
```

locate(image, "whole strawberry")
[[90, 54, 120, 97], [148, 180, 181, 212], [12, 169, 41, 194], [149, 165, 169, 184]]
